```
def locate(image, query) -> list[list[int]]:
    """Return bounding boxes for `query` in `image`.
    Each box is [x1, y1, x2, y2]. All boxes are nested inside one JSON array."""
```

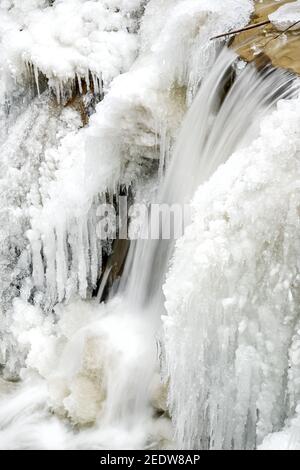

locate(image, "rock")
[[150, 373, 169, 414], [147, 415, 176, 450], [63, 373, 105, 426], [0, 377, 18, 396], [232, 0, 300, 76], [48, 333, 107, 425], [269, 1, 300, 31]]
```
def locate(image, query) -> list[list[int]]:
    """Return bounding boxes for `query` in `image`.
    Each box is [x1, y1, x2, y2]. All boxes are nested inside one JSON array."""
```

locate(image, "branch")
[[263, 20, 300, 48], [210, 20, 271, 41]]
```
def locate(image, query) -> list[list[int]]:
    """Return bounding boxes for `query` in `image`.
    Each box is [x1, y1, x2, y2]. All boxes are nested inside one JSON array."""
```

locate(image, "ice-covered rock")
[[259, 407, 300, 450], [233, 0, 300, 77], [0, 0, 143, 92], [149, 373, 169, 414], [9, 0, 253, 311], [269, 1, 300, 32], [9, 297, 160, 427], [164, 96, 300, 449]]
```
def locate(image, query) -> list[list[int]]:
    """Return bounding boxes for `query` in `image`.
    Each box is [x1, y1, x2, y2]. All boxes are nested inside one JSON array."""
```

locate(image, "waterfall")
[[2, 0, 300, 451], [162, 61, 300, 449], [120, 49, 298, 310], [1, 44, 299, 450], [95, 48, 298, 447]]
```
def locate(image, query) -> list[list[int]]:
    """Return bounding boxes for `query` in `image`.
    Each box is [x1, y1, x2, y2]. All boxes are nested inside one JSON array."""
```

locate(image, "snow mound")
[[269, 1, 300, 32], [2, 296, 173, 449], [0, 0, 143, 91], [259, 406, 300, 450]]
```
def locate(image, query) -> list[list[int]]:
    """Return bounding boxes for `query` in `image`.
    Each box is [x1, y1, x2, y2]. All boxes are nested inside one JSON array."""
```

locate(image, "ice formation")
[[164, 96, 300, 449], [0, 0, 254, 336], [0, 0, 143, 94], [12, 298, 157, 424], [0, 91, 83, 371], [269, 1, 300, 32]]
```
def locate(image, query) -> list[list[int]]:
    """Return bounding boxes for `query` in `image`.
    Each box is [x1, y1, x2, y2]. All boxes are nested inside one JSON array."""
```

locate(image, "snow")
[[163, 96, 300, 449], [269, 1, 300, 31], [0, 297, 174, 449], [0, 0, 143, 92], [0, 91, 83, 370], [259, 408, 300, 450]]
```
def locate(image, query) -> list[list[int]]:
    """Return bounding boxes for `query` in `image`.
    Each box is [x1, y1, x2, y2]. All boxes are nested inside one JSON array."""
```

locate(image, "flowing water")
[[102, 48, 299, 445], [121, 49, 298, 309]]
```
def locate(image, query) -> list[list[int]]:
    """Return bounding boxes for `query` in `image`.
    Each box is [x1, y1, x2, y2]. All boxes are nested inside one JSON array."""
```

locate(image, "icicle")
[[96, 265, 112, 303], [83, 217, 90, 285], [24, 61, 30, 80], [27, 61, 32, 79], [94, 73, 99, 95], [60, 80, 64, 104], [43, 226, 57, 305], [55, 81, 61, 105], [99, 72, 103, 97], [33, 64, 40, 96], [55, 224, 67, 302], [85, 71, 90, 92], [65, 219, 78, 302], [28, 62, 34, 89], [76, 73, 83, 94], [77, 217, 88, 298], [91, 72, 99, 95], [71, 77, 76, 98], [88, 208, 99, 288], [26, 230, 44, 289], [158, 124, 167, 182]]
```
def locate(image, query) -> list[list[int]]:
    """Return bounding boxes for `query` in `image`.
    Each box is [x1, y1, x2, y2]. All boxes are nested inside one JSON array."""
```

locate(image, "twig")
[[263, 20, 300, 48], [210, 20, 270, 41]]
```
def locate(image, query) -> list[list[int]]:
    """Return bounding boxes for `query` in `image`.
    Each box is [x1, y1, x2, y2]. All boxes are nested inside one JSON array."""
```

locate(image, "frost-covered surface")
[[0, 0, 143, 92], [0, 92, 83, 371], [164, 97, 300, 449], [0, 0, 253, 326], [259, 408, 300, 450], [0, 375, 173, 449], [269, 1, 300, 32], [0, 297, 173, 449]]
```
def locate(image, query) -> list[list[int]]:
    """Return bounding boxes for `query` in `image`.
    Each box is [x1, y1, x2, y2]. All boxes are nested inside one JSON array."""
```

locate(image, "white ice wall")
[[164, 97, 300, 449]]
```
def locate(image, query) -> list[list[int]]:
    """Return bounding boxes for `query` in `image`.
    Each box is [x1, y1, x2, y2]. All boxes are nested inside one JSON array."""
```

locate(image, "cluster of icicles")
[[24, 61, 103, 104]]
